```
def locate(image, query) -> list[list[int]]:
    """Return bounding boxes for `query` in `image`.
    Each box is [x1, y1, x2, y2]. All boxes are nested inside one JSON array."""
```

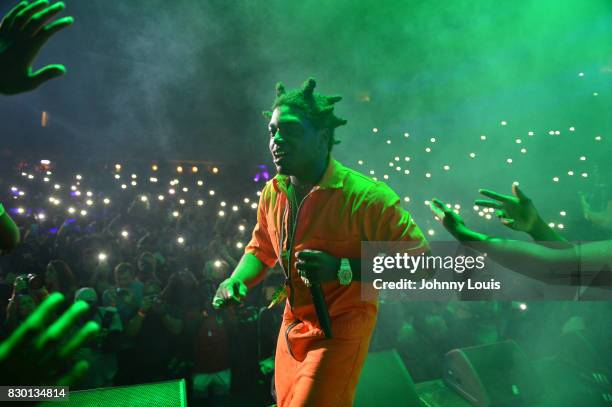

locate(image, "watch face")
[[338, 268, 353, 285]]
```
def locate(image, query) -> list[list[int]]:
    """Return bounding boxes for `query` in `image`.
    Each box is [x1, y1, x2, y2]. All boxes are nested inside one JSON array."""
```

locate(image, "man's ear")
[[319, 128, 332, 149]]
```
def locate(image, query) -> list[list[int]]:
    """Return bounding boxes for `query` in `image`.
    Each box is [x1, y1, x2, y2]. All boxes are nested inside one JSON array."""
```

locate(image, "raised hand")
[[475, 184, 540, 233], [295, 249, 340, 287], [0, 1, 73, 95], [0, 292, 100, 386], [212, 277, 247, 309], [430, 198, 470, 240]]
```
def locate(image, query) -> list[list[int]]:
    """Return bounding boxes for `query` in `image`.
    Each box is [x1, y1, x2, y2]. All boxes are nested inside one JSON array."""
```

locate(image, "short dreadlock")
[[263, 78, 347, 152]]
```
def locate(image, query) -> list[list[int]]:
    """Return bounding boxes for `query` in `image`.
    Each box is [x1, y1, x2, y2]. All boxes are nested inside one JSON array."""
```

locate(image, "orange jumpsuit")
[[246, 157, 428, 406]]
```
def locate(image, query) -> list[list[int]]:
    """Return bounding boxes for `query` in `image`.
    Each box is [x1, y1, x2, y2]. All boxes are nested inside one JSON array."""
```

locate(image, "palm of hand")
[[430, 198, 467, 235], [0, 1, 73, 95], [499, 198, 538, 232], [475, 184, 539, 233], [429, 198, 469, 238]]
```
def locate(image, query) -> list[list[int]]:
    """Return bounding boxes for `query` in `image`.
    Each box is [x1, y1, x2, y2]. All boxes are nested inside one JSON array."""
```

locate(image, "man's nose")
[[272, 130, 285, 143]]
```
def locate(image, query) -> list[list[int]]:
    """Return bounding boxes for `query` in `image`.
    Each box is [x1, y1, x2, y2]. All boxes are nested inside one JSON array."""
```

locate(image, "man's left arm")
[[362, 184, 431, 278]]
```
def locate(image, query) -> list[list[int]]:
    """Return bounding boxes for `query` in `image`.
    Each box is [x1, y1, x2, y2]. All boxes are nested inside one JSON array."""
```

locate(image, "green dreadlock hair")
[[263, 78, 347, 151]]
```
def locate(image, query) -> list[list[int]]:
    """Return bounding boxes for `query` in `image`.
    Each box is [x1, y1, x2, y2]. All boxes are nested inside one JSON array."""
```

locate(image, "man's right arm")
[[212, 185, 277, 308], [212, 253, 268, 309], [231, 252, 269, 288]]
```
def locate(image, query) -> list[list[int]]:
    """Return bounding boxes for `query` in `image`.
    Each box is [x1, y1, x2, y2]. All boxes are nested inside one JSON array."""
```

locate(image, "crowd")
[[0, 160, 284, 405]]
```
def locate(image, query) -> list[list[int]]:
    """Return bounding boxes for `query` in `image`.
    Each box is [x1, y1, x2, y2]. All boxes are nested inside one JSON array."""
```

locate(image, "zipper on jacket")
[[286, 188, 315, 308]]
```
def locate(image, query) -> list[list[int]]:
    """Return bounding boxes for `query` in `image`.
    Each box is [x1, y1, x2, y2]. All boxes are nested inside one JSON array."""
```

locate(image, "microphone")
[[310, 283, 332, 338]]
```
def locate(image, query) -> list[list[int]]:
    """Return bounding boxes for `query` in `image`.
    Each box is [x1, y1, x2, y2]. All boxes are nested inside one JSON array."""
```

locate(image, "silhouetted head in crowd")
[[16, 293, 36, 321], [45, 259, 76, 296], [160, 267, 199, 308], [114, 263, 136, 289], [137, 252, 156, 282], [75, 287, 99, 319]]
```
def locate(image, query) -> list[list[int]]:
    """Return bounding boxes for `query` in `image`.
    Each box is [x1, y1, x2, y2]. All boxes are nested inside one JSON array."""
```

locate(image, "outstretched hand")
[[0, 0, 73, 95], [0, 292, 100, 386], [430, 198, 470, 239], [212, 277, 247, 309], [475, 184, 540, 233]]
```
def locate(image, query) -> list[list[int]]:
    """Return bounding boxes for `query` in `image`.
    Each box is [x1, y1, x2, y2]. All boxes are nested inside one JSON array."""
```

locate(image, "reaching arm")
[[0, 204, 20, 254], [431, 199, 611, 285]]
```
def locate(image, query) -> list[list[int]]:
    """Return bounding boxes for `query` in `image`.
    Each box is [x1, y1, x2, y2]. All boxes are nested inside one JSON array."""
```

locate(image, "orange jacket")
[[246, 158, 429, 329]]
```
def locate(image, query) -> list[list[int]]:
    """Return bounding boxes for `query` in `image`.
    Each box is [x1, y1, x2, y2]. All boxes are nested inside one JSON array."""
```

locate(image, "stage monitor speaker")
[[355, 349, 422, 407], [39, 379, 187, 407], [444, 340, 543, 407]]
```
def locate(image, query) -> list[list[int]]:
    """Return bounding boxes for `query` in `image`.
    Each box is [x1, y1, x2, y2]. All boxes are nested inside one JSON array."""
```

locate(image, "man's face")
[[268, 105, 328, 176]]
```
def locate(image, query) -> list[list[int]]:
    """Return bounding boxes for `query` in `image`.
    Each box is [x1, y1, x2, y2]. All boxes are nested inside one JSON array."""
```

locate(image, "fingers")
[[0, 292, 65, 358], [58, 321, 100, 360], [429, 199, 445, 218], [474, 199, 503, 210], [24, 1, 65, 35], [19, 13, 72, 87], [512, 183, 529, 202], [295, 250, 321, 260], [14, 0, 49, 30], [1, 1, 28, 30], [28, 64, 66, 90], [36, 14, 73, 40], [295, 256, 318, 269], [35, 300, 89, 352], [431, 198, 450, 213], [297, 270, 312, 287], [478, 189, 513, 203], [237, 282, 247, 297], [212, 280, 244, 308], [211, 296, 224, 309], [224, 281, 236, 300], [57, 359, 89, 387]]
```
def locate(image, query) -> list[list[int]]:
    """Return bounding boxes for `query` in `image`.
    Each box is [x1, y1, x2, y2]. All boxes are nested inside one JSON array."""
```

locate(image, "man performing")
[[212, 78, 429, 406]]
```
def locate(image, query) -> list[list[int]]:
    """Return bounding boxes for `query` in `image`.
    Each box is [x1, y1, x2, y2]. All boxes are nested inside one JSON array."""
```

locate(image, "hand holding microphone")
[[295, 249, 340, 339]]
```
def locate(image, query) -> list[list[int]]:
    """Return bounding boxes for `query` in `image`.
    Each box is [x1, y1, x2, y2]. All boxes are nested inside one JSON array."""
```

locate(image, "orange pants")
[[274, 311, 375, 407]]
